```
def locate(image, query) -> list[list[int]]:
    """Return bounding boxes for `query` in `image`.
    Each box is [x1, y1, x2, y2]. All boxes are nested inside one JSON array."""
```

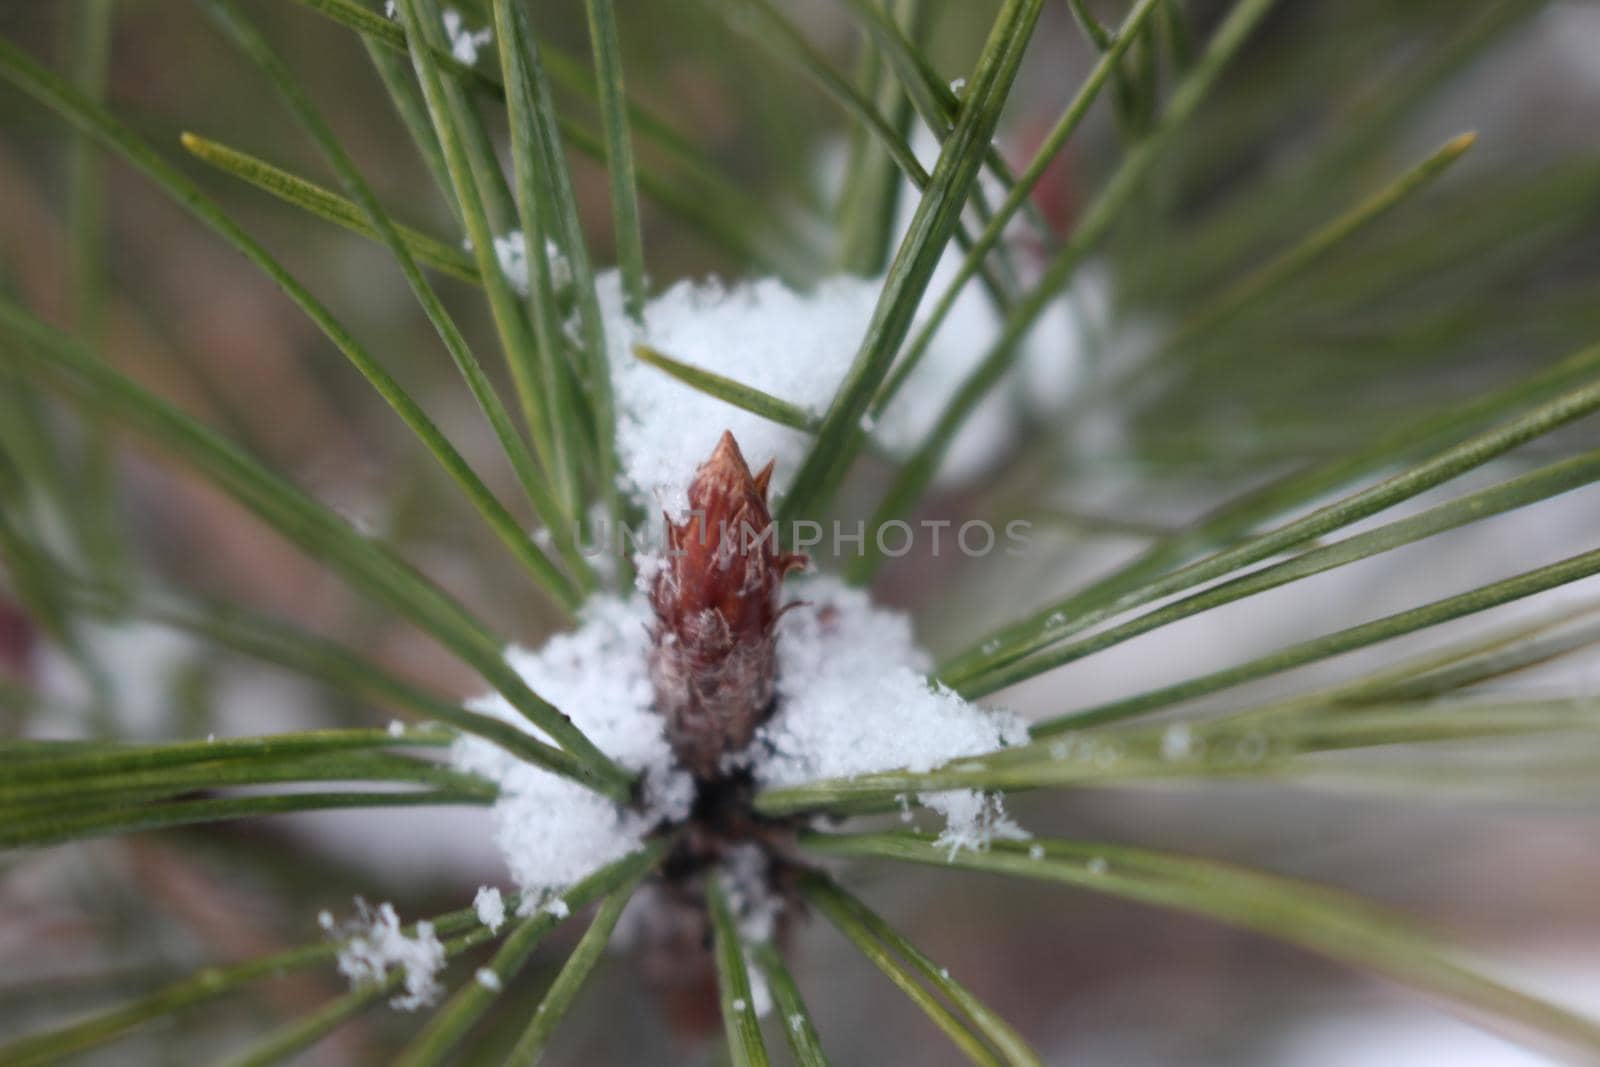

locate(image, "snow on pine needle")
[[439, 9, 491, 65], [596, 261, 1118, 516], [472, 885, 506, 933], [436, 231, 1101, 906], [384, 3, 492, 67], [436, 244, 1079, 1006], [459, 229, 571, 299], [761, 577, 1032, 860], [322, 900, 448, 1012], [452, 517, 1030, 901], [450, 594, 692, 902]]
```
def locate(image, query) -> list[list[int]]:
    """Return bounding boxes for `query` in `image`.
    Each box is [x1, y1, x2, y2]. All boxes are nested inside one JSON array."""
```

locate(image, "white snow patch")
[[456, 580, 1027, 886], [494, 230, 571, 298], [746, 961, 773, 1018], [451, 596, 691, 899], [329, 900, 447, 1012], [756, 578, 1028, 786], [595, 120, 1165, 513], [597, 254, 1117, 517], [463, 231, 570, 299], [473, 886, 506, 933], [751, 577, 1029, 850], [600, 273, 874, 517], [475, 967, 503, 992], [920, 789, 1030, 859], [441, 8, 492, 65]]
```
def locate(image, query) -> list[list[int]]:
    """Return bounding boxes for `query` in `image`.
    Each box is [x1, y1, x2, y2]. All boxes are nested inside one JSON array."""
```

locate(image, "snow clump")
[[324, 900, 447, 1012], [454, 576, 1029, 892], [450, 596, 692, 901], [473, 885, 506, 933], [598, 267, 1109, 518], [441, 8, 492, 65]]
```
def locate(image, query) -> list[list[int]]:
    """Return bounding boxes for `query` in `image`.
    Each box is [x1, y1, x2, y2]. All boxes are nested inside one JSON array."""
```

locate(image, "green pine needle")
[[803, 832, 1600, 1060], [179, 133, 478, 282], [633, 343, 820, 432], [707, 876, 773, 1067]]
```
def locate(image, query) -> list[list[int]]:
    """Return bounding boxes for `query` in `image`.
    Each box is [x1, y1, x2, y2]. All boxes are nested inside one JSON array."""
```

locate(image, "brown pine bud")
[[649, 431, 805, 780]]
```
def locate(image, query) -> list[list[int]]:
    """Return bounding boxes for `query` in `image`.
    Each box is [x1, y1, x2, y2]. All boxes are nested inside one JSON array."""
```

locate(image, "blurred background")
[[3, 0, 1600, 1062]]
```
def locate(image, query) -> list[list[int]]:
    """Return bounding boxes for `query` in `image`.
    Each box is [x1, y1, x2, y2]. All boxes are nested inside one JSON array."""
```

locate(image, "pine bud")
[[649, 431, 805, 779]]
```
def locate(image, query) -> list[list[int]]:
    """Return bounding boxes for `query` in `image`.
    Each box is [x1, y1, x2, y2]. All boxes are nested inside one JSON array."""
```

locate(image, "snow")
[[483, 230, 571, 299], [475, 967, 503, 992], [921, 790, 1030, 860], [474, 886, 506, 932], [457, 574, 1030, 892], [385, 4, 491, 66], [757, 577, 1028, 786], [585, 124, 1155, 516], [451, 596, 691, 899], [462, 231, 570, 299], [492, 232, 532, 297], [328, 900, 447, 1011], [755, 577, 1031, 854], [596, 264, 1110, 517], [441, 8, 492, 65], [746, 960, 773, 1018], [601, 273, 870, 517]]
